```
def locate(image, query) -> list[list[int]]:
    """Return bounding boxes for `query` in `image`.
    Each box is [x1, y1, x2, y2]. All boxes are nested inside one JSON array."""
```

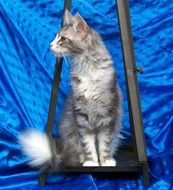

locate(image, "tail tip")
[[19, 130, 52, 167]]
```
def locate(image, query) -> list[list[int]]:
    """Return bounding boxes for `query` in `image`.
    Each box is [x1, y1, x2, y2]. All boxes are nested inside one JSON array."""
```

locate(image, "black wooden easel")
[[38, 0, 150, 185]]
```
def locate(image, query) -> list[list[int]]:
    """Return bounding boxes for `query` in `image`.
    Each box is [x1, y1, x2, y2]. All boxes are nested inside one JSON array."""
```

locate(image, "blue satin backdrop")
[[0, 0, 173, 189]]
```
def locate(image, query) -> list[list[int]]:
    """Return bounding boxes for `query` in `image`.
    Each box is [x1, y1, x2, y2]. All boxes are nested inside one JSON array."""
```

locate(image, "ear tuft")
[[63, 9, 74, 25], [73, 13, 89, 38]]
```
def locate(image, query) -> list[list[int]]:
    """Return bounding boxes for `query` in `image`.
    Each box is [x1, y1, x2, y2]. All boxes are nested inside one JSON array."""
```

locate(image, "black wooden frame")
[[38, 0, 150, 185]]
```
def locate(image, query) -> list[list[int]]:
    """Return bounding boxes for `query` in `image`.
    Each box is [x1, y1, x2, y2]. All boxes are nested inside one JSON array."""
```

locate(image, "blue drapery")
[[0, 0, 173, 189]]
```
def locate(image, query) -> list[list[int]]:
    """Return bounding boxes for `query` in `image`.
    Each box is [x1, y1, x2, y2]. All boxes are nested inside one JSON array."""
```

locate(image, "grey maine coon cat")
[[19, 10, 122, 168]]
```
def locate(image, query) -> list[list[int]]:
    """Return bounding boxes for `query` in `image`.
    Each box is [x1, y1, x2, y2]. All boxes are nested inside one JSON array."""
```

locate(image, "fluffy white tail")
[[19, 130, 52, 167]]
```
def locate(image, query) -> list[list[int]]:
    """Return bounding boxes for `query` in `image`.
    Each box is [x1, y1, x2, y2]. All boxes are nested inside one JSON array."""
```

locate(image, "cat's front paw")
[[101, 159, 116, 166], [83, 160, 99, 167]]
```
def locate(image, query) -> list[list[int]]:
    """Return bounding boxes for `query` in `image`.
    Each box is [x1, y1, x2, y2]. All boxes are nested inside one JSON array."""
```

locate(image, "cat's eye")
[[60, 36, 66, 43], [57, 36, 67, 45]]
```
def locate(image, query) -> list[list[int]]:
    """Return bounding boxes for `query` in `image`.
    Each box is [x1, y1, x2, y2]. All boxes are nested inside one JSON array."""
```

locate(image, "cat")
[[19, 10, 123, 169]]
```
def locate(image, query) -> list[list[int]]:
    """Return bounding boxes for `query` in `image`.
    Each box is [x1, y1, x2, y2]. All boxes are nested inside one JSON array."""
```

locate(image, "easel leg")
[[142, 161, 150, 185], [38, 0, 72, 185], [38, 163, 50, 185], [38, 171, 46, 186], [116, 0, 150, 185]]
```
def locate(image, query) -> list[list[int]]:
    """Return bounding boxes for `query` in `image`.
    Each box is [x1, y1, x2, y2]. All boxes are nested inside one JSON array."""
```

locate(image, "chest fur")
[[71, 56, 114, 101], [72, 70, 104, 100]]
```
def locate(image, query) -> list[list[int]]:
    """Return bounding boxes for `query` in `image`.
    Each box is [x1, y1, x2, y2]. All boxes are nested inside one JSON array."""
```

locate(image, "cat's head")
[[50, 10, 92, 57]]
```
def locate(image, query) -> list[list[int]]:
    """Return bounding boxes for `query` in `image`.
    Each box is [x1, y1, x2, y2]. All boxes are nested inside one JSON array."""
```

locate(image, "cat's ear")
[[63, 9, 74, 25], [73, 13, 89, 38]]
